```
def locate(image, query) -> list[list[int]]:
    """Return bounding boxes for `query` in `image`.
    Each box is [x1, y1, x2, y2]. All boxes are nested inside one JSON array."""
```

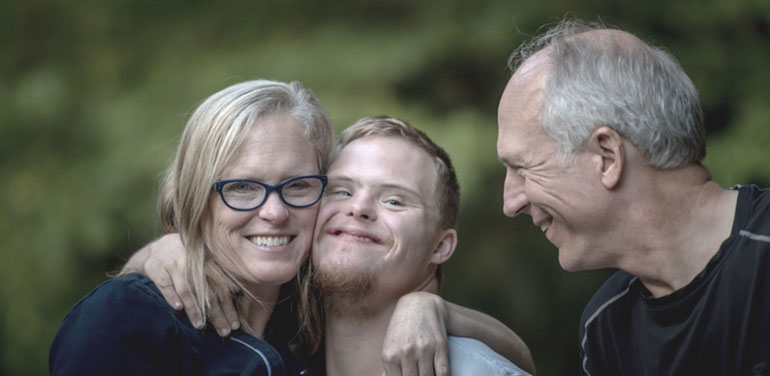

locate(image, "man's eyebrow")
[[329, 174, 423, 199], [380, 183, 422, 199], [498, 155, 521, 167]]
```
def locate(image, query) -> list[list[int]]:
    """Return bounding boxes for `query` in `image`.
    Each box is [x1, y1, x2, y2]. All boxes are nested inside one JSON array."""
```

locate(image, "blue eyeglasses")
[[212, 175, 327, 211]]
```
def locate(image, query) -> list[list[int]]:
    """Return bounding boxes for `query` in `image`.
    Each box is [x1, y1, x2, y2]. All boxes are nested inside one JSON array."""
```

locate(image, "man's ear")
[[588, 126, 624, 189], [431, 228, 457, 265]]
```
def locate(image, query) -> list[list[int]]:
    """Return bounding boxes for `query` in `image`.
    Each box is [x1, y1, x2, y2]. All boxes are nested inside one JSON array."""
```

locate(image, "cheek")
[[293, 205, 321, 253], [203, 212, 249, 255], [313, 200, 341, 237], [208, 194, 251, 230], [387, 216, 430, 257], [294, 206, 319, 228], [212, 209, 252, 233]]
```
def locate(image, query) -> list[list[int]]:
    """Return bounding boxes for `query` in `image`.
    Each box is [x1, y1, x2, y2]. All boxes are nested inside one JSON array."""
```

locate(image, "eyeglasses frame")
[[212, 174, 328, 211]]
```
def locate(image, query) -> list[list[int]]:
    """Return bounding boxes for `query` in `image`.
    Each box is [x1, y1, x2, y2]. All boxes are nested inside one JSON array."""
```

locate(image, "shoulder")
[[577, 271, 638, 375], [733, 185, 770, 234], [52, 272, 181, 342], [447, 336, 531, 376], [580, 270, 637, 327], [66, 273, 173, 321], [50, 273, 186, 374]]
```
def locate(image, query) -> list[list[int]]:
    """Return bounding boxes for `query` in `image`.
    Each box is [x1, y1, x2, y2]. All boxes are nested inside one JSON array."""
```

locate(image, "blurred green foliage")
[[1, 0, 769, 375]]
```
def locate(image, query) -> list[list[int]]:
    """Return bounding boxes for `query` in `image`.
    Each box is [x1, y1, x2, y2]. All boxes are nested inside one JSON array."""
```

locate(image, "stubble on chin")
[[314, 263, 377, 315]]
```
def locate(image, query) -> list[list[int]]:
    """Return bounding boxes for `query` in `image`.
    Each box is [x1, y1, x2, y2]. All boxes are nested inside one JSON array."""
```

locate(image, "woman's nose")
[[257, 191, 290, 223]]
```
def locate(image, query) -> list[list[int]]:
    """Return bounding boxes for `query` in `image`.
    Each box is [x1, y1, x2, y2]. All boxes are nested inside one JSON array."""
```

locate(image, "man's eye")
[[512, 166, 527, 179], [385, 199, 403, 206], [330, 189, 351, 197]]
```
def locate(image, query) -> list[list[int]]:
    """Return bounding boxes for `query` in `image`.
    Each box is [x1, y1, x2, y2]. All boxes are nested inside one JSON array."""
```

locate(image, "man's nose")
[[502, 171, 529, 217], [347, 194, 377, 221]]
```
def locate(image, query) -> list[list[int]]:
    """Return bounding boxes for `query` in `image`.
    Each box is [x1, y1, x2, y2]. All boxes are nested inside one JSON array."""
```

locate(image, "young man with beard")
[[123, 116, 535, 375], [311, 116, 530, 375]]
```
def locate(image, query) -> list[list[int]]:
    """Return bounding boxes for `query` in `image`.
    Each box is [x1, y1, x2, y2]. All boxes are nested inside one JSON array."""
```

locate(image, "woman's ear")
[[588, 126, 625, 189], [430, 228, 457, 265]]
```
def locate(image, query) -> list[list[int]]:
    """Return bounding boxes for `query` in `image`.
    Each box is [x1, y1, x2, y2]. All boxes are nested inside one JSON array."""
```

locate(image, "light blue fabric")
[[447, 336, 531, 375], [382, 336, 531, 376]]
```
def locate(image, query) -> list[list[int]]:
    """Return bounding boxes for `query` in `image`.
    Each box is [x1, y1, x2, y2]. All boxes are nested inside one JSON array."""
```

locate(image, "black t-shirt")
[[579, 185, 770, 376]]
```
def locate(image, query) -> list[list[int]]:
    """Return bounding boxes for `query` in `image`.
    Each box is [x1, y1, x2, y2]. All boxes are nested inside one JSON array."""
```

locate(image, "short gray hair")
[[509, 20, 706, 168]]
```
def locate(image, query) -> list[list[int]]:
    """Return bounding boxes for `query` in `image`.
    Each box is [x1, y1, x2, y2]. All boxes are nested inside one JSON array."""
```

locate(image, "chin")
[[557, 250, 584, 272], [246, 265, 301, 287]]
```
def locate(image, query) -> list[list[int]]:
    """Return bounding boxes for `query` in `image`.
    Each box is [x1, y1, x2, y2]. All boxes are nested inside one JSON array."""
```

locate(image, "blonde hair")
[[160, 79, 330, 354]]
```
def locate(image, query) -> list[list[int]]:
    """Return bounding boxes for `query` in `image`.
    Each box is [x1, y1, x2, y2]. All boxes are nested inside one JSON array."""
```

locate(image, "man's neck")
[[617, 166, 738, 297], [323, 300, 396, 376]]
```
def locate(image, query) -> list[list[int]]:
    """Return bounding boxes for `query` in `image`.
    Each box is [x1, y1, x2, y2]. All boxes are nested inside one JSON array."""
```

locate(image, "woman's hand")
[[382, 292, 451, 376], [121, 233, 240, 337]]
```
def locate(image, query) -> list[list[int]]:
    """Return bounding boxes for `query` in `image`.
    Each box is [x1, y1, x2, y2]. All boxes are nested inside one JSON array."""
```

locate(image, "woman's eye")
[[285, 181, 310, 191], [228, 182, 254, 192]]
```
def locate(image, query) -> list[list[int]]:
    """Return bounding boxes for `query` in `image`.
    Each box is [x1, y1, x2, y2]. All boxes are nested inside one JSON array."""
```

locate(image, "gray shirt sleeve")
[[447, 336, 531, 376]]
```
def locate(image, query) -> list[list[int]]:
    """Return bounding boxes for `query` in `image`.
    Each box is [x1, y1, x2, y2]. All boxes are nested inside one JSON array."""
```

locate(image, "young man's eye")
[[385, 199, 403, 206], [329, 188, 351, 197]]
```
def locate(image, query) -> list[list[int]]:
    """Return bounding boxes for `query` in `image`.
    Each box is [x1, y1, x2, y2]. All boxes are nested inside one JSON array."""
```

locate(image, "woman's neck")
[[236, 285, 282, 339]]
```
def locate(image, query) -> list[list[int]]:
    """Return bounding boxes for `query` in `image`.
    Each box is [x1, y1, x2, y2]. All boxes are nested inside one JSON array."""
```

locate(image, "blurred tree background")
[[1, 0, 769, 374]]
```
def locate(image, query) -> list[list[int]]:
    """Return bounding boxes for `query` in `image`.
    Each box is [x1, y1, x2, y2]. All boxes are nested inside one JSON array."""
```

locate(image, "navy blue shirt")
[[579, 185, 770, 375], [50, 273, 312, 375]]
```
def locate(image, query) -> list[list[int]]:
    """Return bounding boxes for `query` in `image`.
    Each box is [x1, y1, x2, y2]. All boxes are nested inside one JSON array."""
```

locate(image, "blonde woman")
[[51, 80, 331, 375]]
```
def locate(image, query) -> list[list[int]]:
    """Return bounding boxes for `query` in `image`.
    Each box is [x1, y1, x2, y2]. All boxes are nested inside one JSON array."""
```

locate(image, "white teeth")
[[540, 224, 549, 233], [249, 236, 291, 247]]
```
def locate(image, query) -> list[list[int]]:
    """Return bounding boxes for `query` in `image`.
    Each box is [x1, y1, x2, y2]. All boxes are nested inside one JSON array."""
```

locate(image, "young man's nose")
[[347, 194, 377, 221]]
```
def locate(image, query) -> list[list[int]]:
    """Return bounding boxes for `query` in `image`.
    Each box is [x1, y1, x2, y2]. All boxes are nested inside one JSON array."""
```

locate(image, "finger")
[[220, 292, 240, 331], [164, 260, 192, 307], [207, 294, 232, 337], [223, 279, 241, 331], [433, 341, 450, 376], [383, 363, 401, 376], [382, 348, 404, 376], [417, 356, 435, 376], [400, 362, 418, 376], [413, 335, 440, 376], [153, 269, 184, 311], [170, 274, 203, 329], [161, 260, 200, 328]]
